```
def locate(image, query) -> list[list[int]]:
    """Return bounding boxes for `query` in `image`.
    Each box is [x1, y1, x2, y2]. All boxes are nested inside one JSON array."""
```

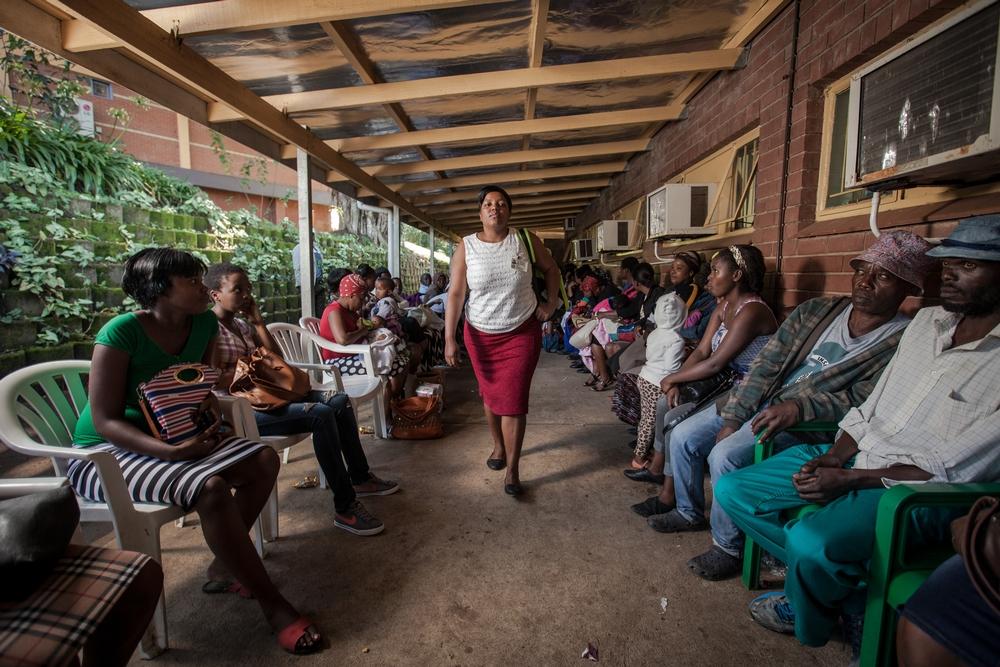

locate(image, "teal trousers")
[[714, 444, 884, 647]]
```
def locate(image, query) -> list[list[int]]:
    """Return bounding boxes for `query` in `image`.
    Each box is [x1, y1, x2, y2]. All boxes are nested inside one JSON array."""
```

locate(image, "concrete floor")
[[1, 353, 850, 665]]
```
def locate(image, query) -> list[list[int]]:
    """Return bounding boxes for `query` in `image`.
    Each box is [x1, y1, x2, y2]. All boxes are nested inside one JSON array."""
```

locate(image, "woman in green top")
[[67, 248, 322, 656]]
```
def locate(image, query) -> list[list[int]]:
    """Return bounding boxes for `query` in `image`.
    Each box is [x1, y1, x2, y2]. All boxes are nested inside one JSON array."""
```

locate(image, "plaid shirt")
[[719, 296, 907, 429], [845, 307, 1000, 482]]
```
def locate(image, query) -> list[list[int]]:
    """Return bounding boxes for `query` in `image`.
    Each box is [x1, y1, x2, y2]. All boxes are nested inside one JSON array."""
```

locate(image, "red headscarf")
[[580, 276, 600, 295], [339, 273, 368, 297]]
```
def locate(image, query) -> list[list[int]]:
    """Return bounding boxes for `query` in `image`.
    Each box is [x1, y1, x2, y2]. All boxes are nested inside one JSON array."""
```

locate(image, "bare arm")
[[327, 307, 369, 345], [444, 242, 468, 366], [242, 295, 281, 354], [662, 302, 772, 385]]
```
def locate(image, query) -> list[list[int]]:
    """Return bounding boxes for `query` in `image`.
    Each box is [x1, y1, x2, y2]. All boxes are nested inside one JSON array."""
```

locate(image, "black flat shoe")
[[504, 483, 523, 496], [486, 457, 506, 470], [623, 468, 666, 484]]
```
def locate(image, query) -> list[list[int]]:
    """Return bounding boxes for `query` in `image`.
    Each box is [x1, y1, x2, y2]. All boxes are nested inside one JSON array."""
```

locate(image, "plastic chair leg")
[[318, 467, 327, 490], [139, 593, 169, 659], [742, 536, 764, 590], [281, 448, 290, 465], [373, 392, 390, 439], [259, 482, 279, 544]]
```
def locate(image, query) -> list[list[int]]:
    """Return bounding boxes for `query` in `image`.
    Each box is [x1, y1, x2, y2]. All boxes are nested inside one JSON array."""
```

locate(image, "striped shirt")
[[843, 307, 1000, 482]]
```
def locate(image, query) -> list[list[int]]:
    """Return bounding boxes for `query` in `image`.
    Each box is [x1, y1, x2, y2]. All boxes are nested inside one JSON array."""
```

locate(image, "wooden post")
[[428, 227, 435, 276]]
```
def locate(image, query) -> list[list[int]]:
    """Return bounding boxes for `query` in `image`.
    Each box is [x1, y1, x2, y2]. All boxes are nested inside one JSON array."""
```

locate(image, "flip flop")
[[293, 476, 319, 489], [201, 579, 254, 599], [277, 616, 323, 655], [591, 378, 613, 392]]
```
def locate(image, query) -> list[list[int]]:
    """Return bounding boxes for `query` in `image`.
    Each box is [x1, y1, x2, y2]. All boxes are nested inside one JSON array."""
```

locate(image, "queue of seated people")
[[550, 215, 1000, 666]]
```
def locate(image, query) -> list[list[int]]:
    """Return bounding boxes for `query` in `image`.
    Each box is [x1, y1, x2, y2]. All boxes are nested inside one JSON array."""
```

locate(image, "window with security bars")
[[730, 138, 757, 229], [826, 89, 873, 208]]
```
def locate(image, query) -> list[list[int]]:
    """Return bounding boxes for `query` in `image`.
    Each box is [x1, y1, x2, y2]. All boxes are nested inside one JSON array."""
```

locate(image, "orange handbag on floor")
[[391, 396, 444, 439]]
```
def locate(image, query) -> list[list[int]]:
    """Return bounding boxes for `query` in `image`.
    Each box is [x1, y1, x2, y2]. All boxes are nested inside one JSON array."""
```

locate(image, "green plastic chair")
[[740, 421, 838, 589], [858, 482, 1000, 667]]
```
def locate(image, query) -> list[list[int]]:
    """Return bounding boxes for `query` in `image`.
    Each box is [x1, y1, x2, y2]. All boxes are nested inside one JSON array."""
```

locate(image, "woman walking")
[[444, 185, 561, 496]]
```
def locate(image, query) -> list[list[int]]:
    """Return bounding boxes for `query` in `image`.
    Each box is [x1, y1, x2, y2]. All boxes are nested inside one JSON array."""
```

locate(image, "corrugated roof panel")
[[543, 0, 754, 64], [398, 90, 527, 130], [528, 125, 648, 149], [185, 25, 363, 96], [295, 107, 399, 140], [347, 2, 533, 82], [427, 139, 524, 160], [534, 75, 687, 117]]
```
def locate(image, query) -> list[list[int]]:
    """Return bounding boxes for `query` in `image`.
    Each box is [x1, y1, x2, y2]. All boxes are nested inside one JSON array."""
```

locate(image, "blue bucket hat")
[[926, 215, 1000, 262]]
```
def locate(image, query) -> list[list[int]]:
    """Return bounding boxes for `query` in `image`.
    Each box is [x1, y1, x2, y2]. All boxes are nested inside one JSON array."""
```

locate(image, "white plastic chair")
[[270, 323, 389, 438], [0, 360, 268, 658]]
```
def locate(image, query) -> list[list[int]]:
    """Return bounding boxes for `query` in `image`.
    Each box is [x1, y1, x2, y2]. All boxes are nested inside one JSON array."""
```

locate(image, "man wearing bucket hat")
[[652, 232, 933, 582], [715, 216, 1000, 657]]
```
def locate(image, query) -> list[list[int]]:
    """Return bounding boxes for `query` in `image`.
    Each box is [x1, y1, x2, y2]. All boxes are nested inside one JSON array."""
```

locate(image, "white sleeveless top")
[[463, 230, 537, 333]]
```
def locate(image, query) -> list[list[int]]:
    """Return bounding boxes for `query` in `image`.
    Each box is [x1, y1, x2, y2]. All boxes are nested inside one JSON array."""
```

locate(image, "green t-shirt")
[[73, 310, 219, 446]]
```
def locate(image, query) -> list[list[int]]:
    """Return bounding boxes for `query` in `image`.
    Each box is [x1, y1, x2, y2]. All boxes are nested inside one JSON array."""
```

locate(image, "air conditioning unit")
[[564, 217, 576, 232], [573, 238, 595, 262], [844, 0, 1000, 191], [597, 220, 634, 251], [646, 184, 717, 239]]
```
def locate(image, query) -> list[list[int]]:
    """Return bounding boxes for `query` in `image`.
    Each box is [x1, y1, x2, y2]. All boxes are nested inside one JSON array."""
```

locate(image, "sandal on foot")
[[486, 457, 506, 470], [591, 378, 613, 392], [686, 546, 742, 581], [201, 579, 254, 599], [277, 616, 322, 655], [584, 375, 599, 387]]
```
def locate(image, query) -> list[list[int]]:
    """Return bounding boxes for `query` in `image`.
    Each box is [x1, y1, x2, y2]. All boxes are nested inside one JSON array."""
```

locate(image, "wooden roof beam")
[[439, 207, 584, 224], [426, 191, 598, 214], [329, 139, 647, 182], [209, 48, 745, 121], [520, 0, 550, 157], [360, 161, 628, 196], [46, 0, 448, 236], [286, 105, 683, 157], [410, 178, 611, 205], [62, 0, 513, 52]]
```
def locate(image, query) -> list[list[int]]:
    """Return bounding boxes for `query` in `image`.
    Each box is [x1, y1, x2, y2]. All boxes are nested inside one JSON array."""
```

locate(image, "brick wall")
[[577, 0, 999, 315]]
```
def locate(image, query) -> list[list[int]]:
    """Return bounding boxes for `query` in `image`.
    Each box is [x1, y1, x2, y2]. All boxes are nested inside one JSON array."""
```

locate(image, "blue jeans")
[[253, 391, 369, 513], [669, 404, 798, 554]]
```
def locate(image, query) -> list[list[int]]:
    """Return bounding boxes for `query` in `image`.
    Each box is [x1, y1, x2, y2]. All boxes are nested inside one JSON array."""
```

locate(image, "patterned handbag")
[[137, 363, 220, 444], [391, 395, 444, 440]]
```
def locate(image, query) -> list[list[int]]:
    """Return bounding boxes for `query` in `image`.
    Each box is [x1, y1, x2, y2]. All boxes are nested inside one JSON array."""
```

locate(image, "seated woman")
[[629, 246, 776, 512], [206, 262, 398, 537], [66, 248, 322, 655], [318, 273, 413, 405], [590, 262, 664, 390]]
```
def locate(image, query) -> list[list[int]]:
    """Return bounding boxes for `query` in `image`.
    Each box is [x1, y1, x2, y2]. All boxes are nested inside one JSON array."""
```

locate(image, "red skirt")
[[464, 317, 541, 416]]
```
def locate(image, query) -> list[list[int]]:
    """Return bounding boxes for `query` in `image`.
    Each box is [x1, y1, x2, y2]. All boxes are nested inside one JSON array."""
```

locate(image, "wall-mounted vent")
[[597, 220, 634, 251], [845, 0, 1000, 190], [647, 184, 718, 239]]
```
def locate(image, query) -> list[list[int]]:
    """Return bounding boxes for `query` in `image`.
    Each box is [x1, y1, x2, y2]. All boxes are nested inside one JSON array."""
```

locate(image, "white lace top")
[[463, 230, 537, 333]]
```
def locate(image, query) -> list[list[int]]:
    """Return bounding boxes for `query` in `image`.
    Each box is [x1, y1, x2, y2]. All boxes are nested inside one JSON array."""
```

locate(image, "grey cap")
[[926, 215, 1000, 262]]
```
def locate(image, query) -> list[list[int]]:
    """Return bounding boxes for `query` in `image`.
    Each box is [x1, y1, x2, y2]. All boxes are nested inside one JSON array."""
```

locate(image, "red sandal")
[[277, 616, 322, 655], [201, 579, 254, 599]]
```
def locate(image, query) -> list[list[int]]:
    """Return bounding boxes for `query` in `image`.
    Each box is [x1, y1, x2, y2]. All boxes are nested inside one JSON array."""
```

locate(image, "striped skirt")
[[67, 436, 267, 512], [0, 545, 152, 667]]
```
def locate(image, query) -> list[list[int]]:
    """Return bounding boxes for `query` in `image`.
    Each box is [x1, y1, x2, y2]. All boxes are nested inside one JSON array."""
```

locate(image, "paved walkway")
[[2, 352, 849, 665]]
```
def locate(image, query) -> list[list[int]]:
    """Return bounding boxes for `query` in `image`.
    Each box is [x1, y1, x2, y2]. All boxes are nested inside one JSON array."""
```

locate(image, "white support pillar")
[[296, 149, 315, 319], [428, 227, 435, 275], [388, 205, 400, 277]]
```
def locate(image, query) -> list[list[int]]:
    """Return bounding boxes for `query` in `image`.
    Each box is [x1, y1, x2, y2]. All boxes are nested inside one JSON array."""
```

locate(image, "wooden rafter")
[[435, 204, 589, 221], [438, 207, 584, 224], [360, 161, 628, 196], [450, 219, 564, 232], [520, 0, 550, 157], [281, 105, 682, 157], [320, 20, 449, 184], [62, 0, 513, 52], [208, 49, 744, 121], [43, 0, 450, 236], [426, 191, 598, 214], [410, 178, 611, 205], [328, 139, 647, 181]]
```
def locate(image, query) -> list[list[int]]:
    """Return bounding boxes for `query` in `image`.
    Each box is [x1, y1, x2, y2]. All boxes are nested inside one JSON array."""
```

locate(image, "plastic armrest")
[[753, 420, 839, 463]]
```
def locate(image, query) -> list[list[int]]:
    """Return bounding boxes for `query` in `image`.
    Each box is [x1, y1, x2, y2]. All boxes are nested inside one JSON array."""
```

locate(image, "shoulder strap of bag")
[[517, 227, 570, 311]]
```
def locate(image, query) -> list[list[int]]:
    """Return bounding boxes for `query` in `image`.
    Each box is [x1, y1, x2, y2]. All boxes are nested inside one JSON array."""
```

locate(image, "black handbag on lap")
[[677, 367, 738, 404]]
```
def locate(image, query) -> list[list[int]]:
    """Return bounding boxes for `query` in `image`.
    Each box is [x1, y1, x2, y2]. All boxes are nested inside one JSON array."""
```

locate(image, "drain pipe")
[[868, 191, 882, 237], [774, 0, 800, 278]]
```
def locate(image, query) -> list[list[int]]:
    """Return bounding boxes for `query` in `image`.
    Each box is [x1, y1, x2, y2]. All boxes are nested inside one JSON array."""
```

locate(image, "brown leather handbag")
[[953, 495, 1000, 615], [229, 347, 311, 411], [391, 396, 443, 439]]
